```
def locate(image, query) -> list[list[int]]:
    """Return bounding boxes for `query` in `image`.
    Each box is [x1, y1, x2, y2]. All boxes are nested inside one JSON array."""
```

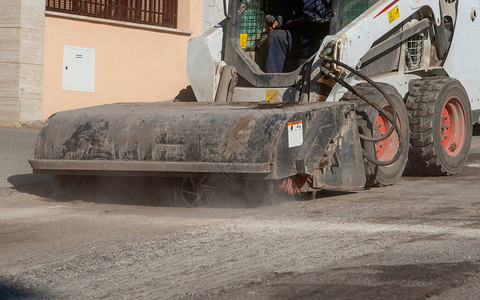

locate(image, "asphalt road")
[[1, 127, 480, 299], [0, 128, 52, 189]]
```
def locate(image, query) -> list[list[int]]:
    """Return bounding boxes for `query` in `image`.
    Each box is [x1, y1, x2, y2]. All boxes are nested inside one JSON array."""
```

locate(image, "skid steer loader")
[[30, 0, 478, 206]]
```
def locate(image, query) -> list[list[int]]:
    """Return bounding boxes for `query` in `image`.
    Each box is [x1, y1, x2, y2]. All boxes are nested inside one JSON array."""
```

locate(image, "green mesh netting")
[[341, 0, 379, 28], [239, 0, 265, 49]]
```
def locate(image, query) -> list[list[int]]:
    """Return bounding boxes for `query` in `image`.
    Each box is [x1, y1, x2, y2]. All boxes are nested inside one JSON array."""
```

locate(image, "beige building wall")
[[42, 0, 203, 119], [0, 0, 44, 126]]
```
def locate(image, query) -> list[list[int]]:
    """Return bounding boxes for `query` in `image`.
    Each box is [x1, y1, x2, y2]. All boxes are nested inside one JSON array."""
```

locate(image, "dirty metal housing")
[[30, 101, 365, 190]]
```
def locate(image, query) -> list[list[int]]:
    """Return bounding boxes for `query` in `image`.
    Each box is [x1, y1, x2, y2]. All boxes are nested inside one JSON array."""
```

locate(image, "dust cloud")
[[12, 175, 294, 209]]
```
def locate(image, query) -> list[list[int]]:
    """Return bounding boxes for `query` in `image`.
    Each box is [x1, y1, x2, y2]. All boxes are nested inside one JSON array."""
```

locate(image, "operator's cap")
[[265, 15, 276, 26]]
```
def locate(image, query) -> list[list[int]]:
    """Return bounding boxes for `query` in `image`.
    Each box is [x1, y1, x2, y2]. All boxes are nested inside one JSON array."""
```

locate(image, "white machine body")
[[187, 0, 480, 117]]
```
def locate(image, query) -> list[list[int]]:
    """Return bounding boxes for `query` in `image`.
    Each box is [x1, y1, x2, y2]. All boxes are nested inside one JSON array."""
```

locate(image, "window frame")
[[45, 0, 178, 29]]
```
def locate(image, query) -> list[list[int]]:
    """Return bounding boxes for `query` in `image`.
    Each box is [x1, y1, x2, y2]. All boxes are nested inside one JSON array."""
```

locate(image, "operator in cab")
[[255, 0, 332, 73]]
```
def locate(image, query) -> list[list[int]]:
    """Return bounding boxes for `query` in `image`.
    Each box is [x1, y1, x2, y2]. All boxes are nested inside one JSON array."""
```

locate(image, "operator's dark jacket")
[[255, 0, 331, 72]]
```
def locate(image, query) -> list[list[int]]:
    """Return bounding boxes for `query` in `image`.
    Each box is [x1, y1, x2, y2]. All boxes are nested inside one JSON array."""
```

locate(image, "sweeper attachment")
[[30, 101, 368, 205], [31, 0, 479, 205]]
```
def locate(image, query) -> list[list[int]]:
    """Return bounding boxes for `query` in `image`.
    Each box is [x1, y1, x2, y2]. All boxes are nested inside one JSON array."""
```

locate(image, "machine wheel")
[[406, 77, 472, 175], [178, 174, 217, 207], [342, 83, 410, 187]]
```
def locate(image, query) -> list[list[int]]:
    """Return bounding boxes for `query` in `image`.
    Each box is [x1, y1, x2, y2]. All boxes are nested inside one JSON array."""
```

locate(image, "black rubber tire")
[[173, 85, 197, 102], [341, 83, 410, 187], [406, 77, 472, 175]]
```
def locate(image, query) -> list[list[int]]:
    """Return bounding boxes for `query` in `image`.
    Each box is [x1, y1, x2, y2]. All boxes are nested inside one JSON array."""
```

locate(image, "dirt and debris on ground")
[[1, 128, 480, 299]]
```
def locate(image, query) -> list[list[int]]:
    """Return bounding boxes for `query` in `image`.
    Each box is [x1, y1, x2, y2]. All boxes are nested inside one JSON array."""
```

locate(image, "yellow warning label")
[[239, 34, 248, 49], [266, 90, 279, 103], [388, 6, 400, 23]]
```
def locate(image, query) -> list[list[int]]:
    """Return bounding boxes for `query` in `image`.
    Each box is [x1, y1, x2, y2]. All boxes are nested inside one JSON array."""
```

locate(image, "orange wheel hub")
[[440, 97, 466, 157], [374, 106, 400, 167]]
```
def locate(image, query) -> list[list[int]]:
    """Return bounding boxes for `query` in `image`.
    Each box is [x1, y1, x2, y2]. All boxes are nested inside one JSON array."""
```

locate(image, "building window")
[[45, 0, 178, 28]]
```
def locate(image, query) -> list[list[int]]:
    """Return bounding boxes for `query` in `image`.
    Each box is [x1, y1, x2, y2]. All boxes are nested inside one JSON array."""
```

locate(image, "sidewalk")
[[0, 127, 52, 188]]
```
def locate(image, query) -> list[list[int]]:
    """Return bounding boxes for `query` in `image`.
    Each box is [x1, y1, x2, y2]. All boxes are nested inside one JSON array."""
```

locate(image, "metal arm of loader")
[[317, 0, 443, 76]]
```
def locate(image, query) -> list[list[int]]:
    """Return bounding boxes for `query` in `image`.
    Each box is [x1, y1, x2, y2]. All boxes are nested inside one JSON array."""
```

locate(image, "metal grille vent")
[[406, 35, 424, 70]]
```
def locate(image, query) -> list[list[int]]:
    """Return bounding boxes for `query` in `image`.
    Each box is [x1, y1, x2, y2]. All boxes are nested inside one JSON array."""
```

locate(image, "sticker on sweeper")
[[288, 120, 303, 148]]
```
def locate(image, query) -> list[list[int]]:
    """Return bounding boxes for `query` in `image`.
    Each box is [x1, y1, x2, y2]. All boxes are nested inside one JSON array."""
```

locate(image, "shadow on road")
[[215, 260, 480, 299], [9, 174, 181, 207], [403, 152, 480, 178], [0, 280, 47, 300]]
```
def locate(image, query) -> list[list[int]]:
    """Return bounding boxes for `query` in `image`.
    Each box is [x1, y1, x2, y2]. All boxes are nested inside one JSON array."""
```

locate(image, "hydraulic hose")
[[319, 55, 404, 167], [332, 75, 397, 143]]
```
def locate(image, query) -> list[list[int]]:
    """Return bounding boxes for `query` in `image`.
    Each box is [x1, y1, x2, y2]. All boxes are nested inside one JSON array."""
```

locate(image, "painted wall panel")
[[63, 46, 95, 92]]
